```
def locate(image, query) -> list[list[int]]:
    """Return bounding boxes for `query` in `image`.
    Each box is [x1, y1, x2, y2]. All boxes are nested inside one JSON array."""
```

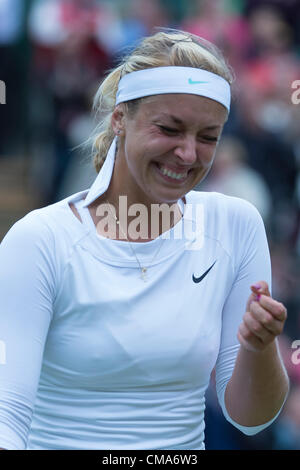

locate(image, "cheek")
[[200, 146, 217, 168], [143, 132, 174, 156], [192, 147, 217, 184], [123, 141, 154, 181], [126, 136, 172, 171]]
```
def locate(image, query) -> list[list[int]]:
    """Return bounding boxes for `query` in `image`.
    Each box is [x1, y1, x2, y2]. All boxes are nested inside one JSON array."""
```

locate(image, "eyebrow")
[[157, 113, 222, 130]]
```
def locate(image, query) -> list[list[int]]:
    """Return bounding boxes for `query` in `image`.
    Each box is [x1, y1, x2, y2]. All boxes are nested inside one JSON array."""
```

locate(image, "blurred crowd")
[[1, 0, 300, 450]]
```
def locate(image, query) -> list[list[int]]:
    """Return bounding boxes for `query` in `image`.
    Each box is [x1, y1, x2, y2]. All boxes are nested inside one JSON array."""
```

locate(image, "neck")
[[90, 190, 184, 242], [89, 153, 185, 241]]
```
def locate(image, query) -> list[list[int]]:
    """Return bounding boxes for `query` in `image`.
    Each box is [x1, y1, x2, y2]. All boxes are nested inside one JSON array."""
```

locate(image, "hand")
[[237, 281, 287, 353]]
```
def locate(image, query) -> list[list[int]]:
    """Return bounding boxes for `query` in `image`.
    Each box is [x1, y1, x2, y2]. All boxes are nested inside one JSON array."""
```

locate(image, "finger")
[[237, 322, 265, 352], [249, 301, 283, 336], [250, 281, 271, 297], [257, 295, 288, 322], [246, 291, 258, 311], [246, 286, 265, 311], [243, 310, 275, 343]]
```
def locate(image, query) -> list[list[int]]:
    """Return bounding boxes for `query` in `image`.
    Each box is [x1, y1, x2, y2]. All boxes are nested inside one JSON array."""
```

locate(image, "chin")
[[151, 188, 188, 205]]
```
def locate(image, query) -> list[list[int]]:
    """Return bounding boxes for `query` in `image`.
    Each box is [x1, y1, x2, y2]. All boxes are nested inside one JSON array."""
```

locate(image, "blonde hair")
[[88, 29, 234, 173]]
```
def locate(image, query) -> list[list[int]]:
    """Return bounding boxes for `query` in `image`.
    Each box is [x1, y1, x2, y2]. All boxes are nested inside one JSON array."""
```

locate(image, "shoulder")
[[186, 190, 263, 227], [0, 190, 88, 256], [1, 207, 55, 250], [0, 191, 89, 297], [185, 190, 267, 260]]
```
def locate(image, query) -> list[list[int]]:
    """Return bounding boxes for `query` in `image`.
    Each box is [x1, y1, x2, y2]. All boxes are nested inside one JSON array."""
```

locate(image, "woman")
[[0, 30, 289, 450]]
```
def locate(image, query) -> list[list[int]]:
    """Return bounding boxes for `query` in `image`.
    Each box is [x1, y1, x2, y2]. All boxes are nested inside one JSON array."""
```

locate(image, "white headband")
[[116, 66, 231, 112]]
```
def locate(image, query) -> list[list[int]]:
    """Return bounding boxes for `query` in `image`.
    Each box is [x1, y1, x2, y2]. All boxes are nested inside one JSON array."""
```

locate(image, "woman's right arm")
[[0, 212, 56, 450]]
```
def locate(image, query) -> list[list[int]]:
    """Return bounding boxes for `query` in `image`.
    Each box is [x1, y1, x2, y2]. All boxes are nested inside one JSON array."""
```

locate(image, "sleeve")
[[0, 212, 57, 449], [214, 199, 287, 435]]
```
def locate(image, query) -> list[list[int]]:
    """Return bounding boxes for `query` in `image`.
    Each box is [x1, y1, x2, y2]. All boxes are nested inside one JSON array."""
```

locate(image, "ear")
[[111, 104, 125, 136]]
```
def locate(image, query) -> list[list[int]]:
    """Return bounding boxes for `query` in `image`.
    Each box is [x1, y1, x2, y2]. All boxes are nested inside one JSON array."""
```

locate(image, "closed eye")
[[158, 125, 219, 143], [157, 125, 179, 135], [202, 136, 219, 142]]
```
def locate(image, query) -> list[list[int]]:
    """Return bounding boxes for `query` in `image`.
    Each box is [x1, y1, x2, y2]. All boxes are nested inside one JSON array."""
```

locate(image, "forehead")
[[135, 93, 228, 126]]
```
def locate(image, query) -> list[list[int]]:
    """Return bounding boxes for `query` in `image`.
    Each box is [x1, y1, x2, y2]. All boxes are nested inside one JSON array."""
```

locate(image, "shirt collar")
[[82, 137, 117, 208]]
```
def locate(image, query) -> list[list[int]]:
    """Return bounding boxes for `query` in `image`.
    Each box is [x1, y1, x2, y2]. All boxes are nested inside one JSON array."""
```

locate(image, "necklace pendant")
[[141, 267, 147, 282]]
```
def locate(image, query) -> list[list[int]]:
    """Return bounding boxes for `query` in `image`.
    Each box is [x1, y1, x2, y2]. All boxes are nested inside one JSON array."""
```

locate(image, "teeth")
[[158, 164, 187, 180]]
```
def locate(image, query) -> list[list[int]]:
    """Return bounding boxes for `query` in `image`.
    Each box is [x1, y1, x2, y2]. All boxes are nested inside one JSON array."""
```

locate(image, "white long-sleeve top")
[[0, 188, 284, 450]]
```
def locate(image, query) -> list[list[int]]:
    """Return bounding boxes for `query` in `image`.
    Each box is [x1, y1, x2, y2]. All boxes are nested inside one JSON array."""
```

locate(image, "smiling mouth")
[[154, 162, 192, 182]]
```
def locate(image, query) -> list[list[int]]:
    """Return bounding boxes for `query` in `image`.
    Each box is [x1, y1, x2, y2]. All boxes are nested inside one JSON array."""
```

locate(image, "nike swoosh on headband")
[[192, 260, 217, 283], [188, 79, 210, 85]]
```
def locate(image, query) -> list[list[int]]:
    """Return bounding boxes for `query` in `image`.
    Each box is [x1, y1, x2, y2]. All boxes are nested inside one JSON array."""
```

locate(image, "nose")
[[174, 136, 197, 165]]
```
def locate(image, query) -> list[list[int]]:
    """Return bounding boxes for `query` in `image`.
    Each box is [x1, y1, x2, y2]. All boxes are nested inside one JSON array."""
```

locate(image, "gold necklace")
[[105, 200, 166, 282]]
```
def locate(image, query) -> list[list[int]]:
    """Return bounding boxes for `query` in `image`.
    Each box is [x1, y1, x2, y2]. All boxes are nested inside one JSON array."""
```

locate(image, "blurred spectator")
[[122, 0, 169, 39], [181, 0, 252, 73], [107, 0, 170, 55], [237, 5, 300, 141], [160, 0, 190, 26], [27, 0, 111, 203], [241, 4, 300, 129], [244, 0, 300, 48], [229, 6, 300, 243], [0, 0, 25, 154], [0, 0, 23, 44], [198, 136, 272, 224], [246, 4, 295, 58], [270, 243, 300, 323]]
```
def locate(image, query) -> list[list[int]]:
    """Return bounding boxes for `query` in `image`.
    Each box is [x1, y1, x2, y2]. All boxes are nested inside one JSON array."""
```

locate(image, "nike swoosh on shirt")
[[192, 261, 217, 283], [188, 79, 210, 85]]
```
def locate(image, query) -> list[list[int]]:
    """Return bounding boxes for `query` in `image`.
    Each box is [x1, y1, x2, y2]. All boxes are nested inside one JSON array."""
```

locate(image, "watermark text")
[[291, 340, 300, 365], [291, 80, 300, 105], [0, 80, 6, 104], [94, 196, 204, 251], [0, 340, 6, 365]]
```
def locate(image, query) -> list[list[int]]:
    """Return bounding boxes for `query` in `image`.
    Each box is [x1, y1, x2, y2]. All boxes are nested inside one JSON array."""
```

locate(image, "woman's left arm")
[[225, 281, 289, 426], [214, 198, 289, 435]]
